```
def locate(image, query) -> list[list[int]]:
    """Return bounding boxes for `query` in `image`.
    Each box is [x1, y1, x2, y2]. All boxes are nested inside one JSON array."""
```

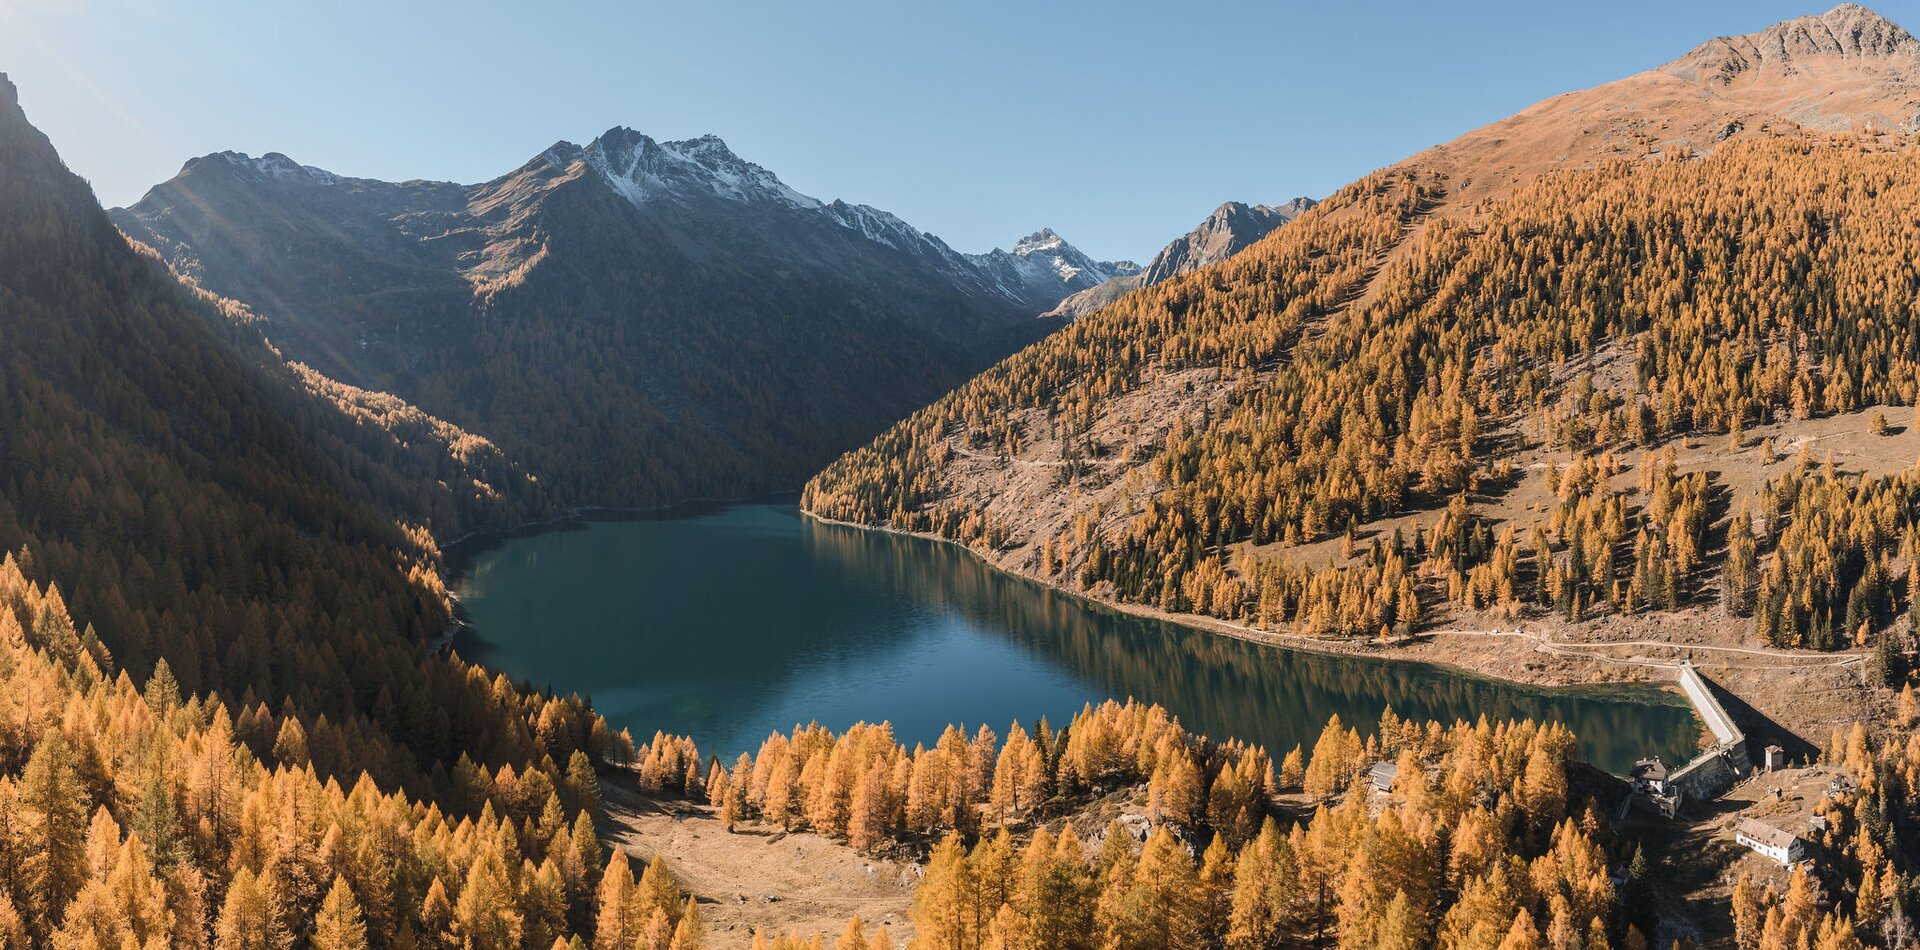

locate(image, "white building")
[[1631, 757, 1671, 796], [1736, 818, 1806, 867]]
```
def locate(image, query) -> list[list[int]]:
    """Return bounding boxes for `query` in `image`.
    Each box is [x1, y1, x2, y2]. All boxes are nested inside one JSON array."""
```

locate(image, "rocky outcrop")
[[1662, 3, 1920, 86], [1046, 197, 1315, 319]]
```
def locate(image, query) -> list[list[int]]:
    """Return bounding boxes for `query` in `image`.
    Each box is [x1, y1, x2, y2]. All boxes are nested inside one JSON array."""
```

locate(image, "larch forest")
[[4, 3, 1920, 950]]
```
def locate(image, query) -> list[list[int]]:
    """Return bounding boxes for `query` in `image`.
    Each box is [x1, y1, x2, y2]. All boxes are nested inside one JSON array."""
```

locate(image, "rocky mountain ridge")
[[1046, 197, 1315, 319], [113, 127, 1118, 507]]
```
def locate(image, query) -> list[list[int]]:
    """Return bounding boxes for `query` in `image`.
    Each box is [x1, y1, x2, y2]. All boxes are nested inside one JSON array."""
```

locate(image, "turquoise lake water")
[[452, 503, 1700, 770]]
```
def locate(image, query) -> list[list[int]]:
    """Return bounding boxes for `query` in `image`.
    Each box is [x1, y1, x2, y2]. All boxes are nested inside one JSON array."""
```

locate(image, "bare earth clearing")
[[603, 783, 918, 945]]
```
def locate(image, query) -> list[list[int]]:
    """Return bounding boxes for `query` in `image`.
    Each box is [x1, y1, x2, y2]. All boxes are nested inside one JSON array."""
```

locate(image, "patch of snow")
[[581, 128, 822, 211], [208, 151, 342, 186], [567, 128, 1118, 313]]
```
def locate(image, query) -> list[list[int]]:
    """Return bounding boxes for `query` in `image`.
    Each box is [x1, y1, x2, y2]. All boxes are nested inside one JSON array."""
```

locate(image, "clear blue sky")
[[1, 0, 1911, 262]]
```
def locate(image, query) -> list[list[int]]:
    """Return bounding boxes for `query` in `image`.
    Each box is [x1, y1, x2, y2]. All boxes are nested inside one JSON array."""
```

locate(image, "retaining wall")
[[1669, 662, 1748, 801]]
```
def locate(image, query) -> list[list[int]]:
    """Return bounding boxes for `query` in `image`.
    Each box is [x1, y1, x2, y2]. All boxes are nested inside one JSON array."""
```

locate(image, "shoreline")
[[797, 511, 1692, 703], [432, 496, 1864, 750], [439, 490, 803, 579], [798, 511, 1878, 747], [443, 497, 1706, 706]]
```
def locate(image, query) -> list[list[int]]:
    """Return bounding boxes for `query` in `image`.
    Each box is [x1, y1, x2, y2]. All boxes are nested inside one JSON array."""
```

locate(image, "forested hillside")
[[805, 7, 1920, 714], [0, 67, 717, 948], [0, 66, 572, 778], [4, 1, 1919, 944], [798, 5, 1920, 752]]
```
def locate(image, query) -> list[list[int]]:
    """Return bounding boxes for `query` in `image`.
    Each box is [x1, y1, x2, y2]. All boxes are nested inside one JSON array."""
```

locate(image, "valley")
[[0, 2, 1917, 948], [110, 132, 1136, 512]]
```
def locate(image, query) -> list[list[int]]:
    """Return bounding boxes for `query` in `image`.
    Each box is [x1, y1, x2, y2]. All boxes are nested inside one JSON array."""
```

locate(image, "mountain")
[[1662, 0, 1920, 98], [1046, 198, 1315, 319], [0, 66, 569, 788], [804, 4, 1920, 742], [0, 70, 693, 949], [1137, 198, 1316, 286], [1392, 1, 1920, 212], [968, 228, 1139, 313], [113, 129, 1117, 508]]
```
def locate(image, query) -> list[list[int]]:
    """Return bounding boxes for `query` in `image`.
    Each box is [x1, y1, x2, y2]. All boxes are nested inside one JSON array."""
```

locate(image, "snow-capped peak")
[[997, 228, 1136, 285], [953, 229, 1140, 310], [576, 127, 821, 210], [1012, 228, 1067, 256], [526, 127, 1129, 313], [191, 151, 342, 187]]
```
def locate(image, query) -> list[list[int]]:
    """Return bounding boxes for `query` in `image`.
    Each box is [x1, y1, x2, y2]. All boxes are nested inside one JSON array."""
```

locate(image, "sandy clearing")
[[602, 783, 917, 946]]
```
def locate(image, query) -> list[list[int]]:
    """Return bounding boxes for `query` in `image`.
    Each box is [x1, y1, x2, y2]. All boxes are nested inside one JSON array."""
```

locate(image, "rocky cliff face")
[[1138, 198, 1316, 286], [1045, 197, 1315, 320], [1662, 2, 1920, 86]]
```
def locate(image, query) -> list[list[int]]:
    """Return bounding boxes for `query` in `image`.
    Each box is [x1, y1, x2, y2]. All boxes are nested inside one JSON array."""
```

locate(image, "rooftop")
[[1737, 817, 1801, 851]]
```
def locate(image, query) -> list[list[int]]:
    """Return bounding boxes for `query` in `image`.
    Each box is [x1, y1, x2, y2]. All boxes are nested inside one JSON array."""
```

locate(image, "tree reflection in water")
[[456, 505, 1700, 772], [801, 517, 1701, 772]]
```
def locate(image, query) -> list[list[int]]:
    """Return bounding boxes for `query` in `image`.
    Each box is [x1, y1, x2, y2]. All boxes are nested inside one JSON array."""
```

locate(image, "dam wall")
[[1669, 662, 1748, 801]]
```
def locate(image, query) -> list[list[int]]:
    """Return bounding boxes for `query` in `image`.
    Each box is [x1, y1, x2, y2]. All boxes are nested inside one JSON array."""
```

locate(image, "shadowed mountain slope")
[[115, 131, 1133, 508]]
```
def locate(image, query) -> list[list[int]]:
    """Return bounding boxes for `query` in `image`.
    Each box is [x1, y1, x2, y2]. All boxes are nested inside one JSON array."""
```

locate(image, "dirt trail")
[[1423, 627, 1869, 669]]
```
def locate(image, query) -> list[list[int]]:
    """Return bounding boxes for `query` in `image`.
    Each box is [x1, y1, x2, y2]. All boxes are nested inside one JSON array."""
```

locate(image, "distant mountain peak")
[[574, 127, 821, 210], [989, 227, 1134, 288], [1662, 3, 1920, 84], [1138, 197, 1317, 286], [1043, 195, 1317, 320], [1012, 228, 1065, 255], [182, 150, 343, 187]]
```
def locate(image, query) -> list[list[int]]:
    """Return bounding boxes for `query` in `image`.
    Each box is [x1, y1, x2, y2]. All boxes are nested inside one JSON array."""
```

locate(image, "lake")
[[452, 503, 1700, 771]]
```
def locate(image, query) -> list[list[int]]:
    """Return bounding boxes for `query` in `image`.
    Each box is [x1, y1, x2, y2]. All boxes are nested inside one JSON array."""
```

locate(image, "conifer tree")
[[637, 856, 682, 932], [567, 751, 602, 816], [670, 895, 705, 950], [835, 915, 870, 950], [592, 854, 638, 950], [271, 717, 309, 768], [213, 868, 288, 950], [313, 876, 369, 950], [454, 853, 523, 950], [420, 877, 455, 949], [1622, 845, 1656, 940], [910, 835, 975, 950], [17, 732, 87, 931]]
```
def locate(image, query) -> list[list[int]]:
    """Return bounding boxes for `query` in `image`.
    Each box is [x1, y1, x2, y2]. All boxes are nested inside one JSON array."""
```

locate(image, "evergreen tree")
[[1622, 845, 1656, 940], [17, 732, 88, 931], [313, 876, 369, 950]]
